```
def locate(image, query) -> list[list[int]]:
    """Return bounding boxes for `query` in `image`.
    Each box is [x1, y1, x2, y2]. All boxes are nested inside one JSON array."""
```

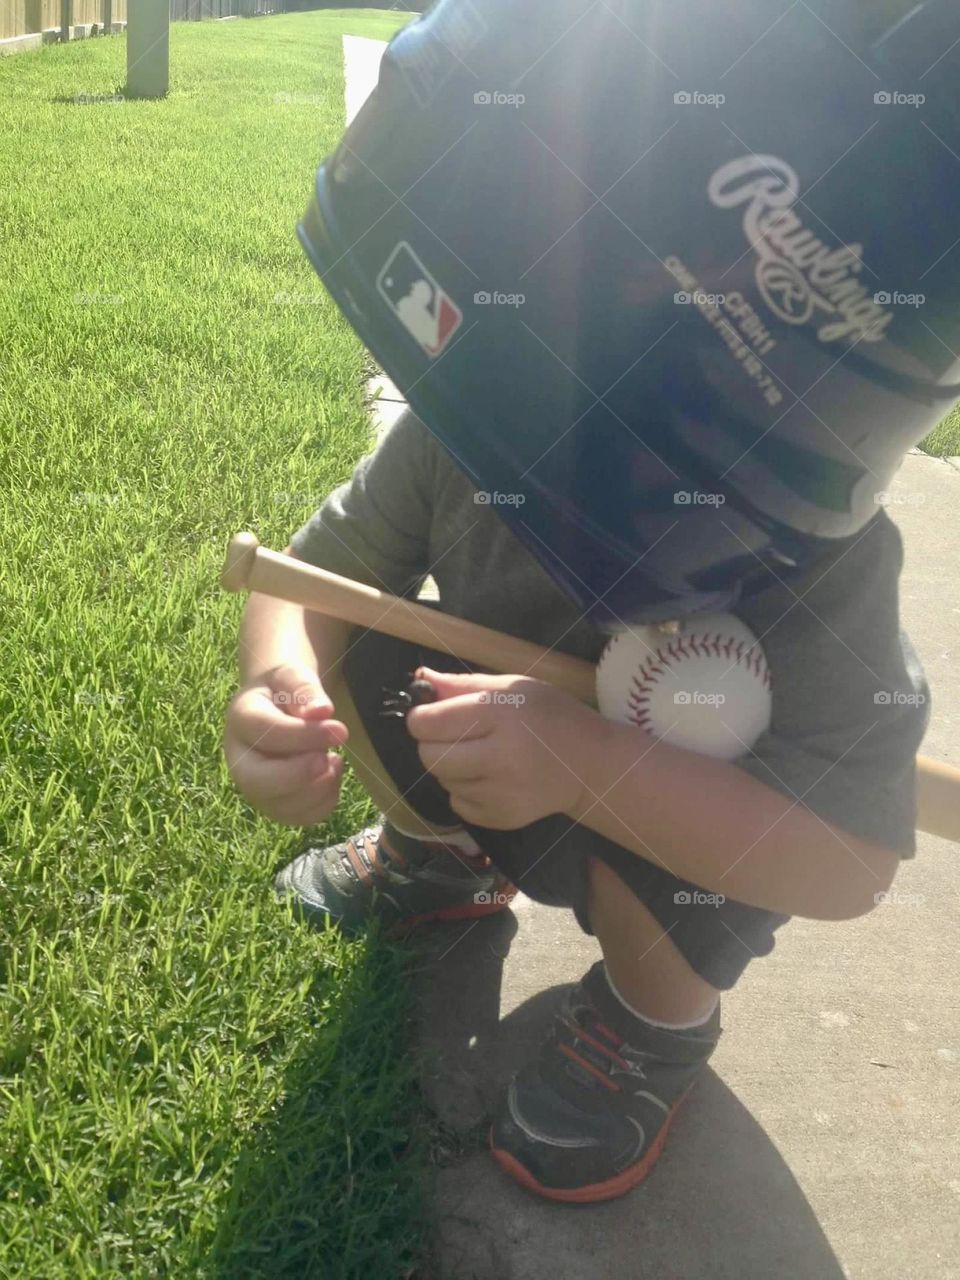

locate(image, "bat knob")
[[221, 532, 260, 593]]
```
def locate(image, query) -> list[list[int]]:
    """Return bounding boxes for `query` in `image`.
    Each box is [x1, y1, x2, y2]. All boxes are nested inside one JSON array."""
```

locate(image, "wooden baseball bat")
[[221, 532, 960, 844]]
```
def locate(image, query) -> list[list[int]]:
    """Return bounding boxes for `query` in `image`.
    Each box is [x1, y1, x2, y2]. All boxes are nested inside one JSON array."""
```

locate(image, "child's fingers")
[[295, 700, 336, 722], [225, 735, 345, 825], [263, 755, 346, 827], [406, 698, 489, 741], [416, 739, 488, 783], [415, 667, 493, 697], [231, 688, 349, 755], [268, 663, 334, 719], [445, 783, 490, 819], [228, 746, 336, 802]]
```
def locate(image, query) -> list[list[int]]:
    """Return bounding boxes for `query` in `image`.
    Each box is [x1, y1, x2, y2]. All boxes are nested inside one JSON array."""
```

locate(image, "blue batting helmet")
[[299, 0, 960, 626]]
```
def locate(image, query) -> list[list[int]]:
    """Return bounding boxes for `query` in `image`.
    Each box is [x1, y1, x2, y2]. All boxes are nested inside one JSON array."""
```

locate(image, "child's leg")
[[484, 825, 789, 1202], [334, 621, 483, 833], [275, 624, 518, 931], [488, 866, 726, 1202], [324, 659, 461, 840], [586, 856, 719, 1024]]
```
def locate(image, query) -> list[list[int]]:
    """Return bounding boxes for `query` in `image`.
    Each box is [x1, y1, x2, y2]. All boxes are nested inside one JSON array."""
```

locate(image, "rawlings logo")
[[708, 154, 893, 345]]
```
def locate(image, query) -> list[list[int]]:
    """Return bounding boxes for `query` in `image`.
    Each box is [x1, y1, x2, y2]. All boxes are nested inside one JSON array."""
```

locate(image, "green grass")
[[0, 11, 430, 1278], [921, 402, 960, 456]]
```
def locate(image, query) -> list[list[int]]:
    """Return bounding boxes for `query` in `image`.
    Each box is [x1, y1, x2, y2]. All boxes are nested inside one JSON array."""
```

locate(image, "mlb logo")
[[376, 242, 463, 357]]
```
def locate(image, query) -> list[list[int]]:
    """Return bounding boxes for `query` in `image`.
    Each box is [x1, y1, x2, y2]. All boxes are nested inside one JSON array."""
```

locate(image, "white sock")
[[603, 962, 719, 1030], [389, 820, 482, 857]]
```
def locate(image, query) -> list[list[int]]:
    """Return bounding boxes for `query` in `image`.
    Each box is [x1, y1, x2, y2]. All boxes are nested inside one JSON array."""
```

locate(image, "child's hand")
[[405, 668, 604, 829], [223, 664, 349, 826]]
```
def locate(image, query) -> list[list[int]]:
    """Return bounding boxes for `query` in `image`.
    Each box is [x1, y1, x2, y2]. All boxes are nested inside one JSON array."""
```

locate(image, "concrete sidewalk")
[[338, 36, 960, 1280], [415, 456, 960, 1280], [342, 35, 387, 128]]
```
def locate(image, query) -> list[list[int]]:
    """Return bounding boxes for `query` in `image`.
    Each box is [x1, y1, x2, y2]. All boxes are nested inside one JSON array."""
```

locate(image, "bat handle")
[[221, 532, 261, 592]]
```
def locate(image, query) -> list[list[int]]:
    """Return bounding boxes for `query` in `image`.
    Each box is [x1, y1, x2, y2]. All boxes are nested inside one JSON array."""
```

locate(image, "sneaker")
[[490, 960, 721, 1202], [274, 820, 517, 935]]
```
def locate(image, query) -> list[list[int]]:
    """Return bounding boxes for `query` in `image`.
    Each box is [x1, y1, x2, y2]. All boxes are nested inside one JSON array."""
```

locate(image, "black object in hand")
[[379, 676, 438, 719]]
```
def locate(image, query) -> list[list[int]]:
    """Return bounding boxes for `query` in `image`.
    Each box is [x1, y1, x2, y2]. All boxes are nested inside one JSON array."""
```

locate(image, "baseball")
[[595, 613, 772, 760]]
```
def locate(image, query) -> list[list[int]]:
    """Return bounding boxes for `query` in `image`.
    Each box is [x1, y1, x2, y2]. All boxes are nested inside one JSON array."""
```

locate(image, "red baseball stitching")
[[616, 630, 771, 732]]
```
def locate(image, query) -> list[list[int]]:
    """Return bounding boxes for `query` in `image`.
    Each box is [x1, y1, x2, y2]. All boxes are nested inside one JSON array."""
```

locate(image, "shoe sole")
[[280, 879, 519, 935], [389, 882, 519, 934], [489, 1087, 691, 1203]]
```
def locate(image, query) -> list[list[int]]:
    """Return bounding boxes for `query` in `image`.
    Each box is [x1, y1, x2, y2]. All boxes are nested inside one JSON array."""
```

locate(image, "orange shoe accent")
[[388, 883, 519, 933], [489, 1088, 692, 1204], [557, 1043, 621, 1092], [343, 839, 374, 886], [562, 1022, 629, 1069]]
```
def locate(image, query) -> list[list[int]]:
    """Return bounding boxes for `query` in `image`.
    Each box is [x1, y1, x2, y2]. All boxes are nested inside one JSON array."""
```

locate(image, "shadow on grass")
[[49, 87, 173, 105], [201, 930, 427, 1280], [49, 92, 128, 105], [416, 911, 845, 1280]]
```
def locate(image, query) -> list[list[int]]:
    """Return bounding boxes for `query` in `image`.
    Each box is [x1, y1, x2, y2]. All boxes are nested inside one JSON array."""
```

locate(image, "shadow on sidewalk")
[[416, 911, 844, 1280]]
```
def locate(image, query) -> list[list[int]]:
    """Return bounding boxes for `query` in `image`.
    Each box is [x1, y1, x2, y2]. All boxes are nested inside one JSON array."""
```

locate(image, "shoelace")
[[341, 825, 495, 890], [554, 998, 637, 1094], [339, 827, 392, 884]]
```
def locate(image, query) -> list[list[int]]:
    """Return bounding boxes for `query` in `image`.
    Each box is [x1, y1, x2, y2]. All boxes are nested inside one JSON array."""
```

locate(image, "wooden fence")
[[0, 1, 290, 42]]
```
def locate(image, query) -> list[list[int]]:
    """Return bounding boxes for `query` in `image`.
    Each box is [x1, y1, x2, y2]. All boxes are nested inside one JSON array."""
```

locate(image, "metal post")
[[104, 0, 113, 35], [60, 0, 71, 41], [126, 0, 170, 99]]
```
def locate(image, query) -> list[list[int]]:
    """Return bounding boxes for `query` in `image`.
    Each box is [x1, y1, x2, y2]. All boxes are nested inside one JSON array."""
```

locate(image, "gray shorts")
[[343, 623, 790, 991]]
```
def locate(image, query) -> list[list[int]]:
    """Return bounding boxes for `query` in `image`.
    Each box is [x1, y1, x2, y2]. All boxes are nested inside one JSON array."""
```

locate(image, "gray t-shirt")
[[292, 409, 930, 855]]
